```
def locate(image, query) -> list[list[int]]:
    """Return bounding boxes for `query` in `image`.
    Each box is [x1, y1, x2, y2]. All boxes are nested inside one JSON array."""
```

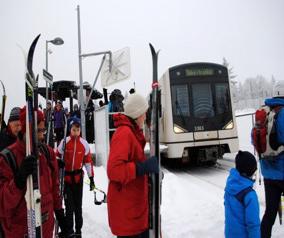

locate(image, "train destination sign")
[[185, 68, 215, 76]]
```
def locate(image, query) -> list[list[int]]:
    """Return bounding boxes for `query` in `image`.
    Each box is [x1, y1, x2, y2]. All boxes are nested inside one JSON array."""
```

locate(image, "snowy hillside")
[[81, 111, 283, 238]]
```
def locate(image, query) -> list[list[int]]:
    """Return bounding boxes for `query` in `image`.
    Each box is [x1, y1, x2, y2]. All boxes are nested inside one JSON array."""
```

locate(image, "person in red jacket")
[[0, 107, 65, 238], [107, 93, 159, 238], [57, 117, 95, 237]]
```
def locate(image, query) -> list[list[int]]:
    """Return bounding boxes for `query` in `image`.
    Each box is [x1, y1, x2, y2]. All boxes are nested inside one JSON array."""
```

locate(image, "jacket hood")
[[265, 97, 284, 107], [225, 168, 254, 195], [113, 113, 145, 148], [113, 113, 136, 129]]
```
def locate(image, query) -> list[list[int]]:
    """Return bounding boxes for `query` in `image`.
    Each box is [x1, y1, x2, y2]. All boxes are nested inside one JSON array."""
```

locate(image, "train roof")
[[169, 62, 227, 72]]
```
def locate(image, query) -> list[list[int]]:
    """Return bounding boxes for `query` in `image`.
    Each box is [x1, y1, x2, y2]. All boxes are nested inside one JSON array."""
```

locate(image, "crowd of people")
[[0, 87, 283, 238]]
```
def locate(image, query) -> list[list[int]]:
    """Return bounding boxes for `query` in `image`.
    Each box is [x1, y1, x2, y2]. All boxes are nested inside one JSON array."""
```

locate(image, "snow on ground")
[[82, 113, 284, 237]]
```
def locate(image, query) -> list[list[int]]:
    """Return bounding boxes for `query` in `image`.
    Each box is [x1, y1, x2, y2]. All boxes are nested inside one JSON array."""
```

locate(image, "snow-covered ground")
[[82, 110, 284, 237]]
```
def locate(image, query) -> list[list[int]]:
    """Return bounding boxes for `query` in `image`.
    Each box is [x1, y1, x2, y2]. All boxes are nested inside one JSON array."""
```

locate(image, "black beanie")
[[8, 107, 21, 122], [235, 151, 257, 177]]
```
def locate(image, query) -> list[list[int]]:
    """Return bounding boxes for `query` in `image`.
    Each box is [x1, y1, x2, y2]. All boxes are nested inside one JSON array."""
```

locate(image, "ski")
[[55, 113, 68, 237], [25, 34, 42, 238], [0, 80, 7, 132], [148, 43, 162, 238]]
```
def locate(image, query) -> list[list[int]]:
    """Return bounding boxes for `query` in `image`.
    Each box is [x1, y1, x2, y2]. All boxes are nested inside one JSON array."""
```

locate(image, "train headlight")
[[173, 124, 186, 133], [223, 120, 234, 130]]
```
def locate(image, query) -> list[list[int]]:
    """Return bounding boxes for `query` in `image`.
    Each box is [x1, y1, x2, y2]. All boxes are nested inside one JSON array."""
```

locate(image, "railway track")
[[163, 158, 234, 191]]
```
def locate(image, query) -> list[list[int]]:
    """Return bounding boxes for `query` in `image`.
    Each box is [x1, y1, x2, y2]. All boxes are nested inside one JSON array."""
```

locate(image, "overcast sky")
[[1, 0, 284, 119]]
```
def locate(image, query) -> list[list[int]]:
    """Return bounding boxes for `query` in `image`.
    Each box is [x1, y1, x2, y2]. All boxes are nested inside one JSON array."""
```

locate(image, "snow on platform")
[[80, 113, 283, 237]]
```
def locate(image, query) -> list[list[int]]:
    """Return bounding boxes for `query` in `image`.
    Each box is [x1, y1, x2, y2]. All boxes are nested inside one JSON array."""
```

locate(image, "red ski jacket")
[[0, 140, 62, 238], [57, 135, 94, 184], [107, 114, 149, 236]]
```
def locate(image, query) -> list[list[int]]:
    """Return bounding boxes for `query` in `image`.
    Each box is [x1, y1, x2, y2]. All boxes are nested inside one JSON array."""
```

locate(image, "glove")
[[136, 156, 159, 177], [55, 209, 66, 235], [89, 177, 95, 191], [57, 158, 65, 169], [14, 155, 37, 190]]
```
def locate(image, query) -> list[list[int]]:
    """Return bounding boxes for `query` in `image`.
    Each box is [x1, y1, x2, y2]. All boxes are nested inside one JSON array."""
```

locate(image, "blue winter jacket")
[[224, 168, 260, 238], [260, 98, 284, 180]]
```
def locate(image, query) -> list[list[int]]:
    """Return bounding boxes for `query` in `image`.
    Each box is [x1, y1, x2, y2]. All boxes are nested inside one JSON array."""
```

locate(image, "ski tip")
[[30, 34, 41, 51], [0, 80, 5, 94], [149, 43, 156, 54], [149, 43, 161, 58], [27, 34, 41, 79]]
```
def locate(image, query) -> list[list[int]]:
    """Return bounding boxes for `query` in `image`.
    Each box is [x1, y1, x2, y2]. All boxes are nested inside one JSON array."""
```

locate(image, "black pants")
[[64, 178, 83, 236], [261, 179, 284, 238], [54, 127, 64, 145], [117, 230, 149, 238]]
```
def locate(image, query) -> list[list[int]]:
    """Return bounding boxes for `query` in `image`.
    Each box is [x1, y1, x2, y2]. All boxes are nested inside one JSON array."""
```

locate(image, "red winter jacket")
[[107, 114, 148, 236], [57, 135, 94, 184], [0, 140, 62, 238]]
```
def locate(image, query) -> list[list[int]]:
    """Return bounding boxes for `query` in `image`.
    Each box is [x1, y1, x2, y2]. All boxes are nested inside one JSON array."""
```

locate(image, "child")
[[224, 150, 260, 238], [57, 117, 95, 238]]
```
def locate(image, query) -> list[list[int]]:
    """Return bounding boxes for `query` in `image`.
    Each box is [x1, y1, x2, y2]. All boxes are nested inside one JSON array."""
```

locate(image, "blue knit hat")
[[69, 117, 81, 128]]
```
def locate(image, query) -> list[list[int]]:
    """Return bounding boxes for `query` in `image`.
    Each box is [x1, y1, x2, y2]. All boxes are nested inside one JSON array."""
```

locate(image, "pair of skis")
[[54, 113, 68, 237], [148, 44, 162, 238], [24, 34, 42, 238]]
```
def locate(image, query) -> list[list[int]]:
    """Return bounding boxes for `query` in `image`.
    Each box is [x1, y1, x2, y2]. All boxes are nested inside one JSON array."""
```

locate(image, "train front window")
[[172, 84, 190, 117], [215, 83, 230, 114], [192, 83, 214, 119], [171, 84, 190, 133], [169, 64, 233, 133]]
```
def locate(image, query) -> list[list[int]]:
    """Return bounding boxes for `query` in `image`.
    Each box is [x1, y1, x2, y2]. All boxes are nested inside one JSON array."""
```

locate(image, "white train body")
[[158, 63, 239, 163]]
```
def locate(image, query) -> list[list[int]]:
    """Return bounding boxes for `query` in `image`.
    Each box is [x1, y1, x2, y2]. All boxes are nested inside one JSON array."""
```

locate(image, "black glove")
[[57, 158, 65, 169], [55, 209, 66, 235], [89, 177, 95, 191], [14, 155, 37, 190], [136, 156, 159, 177]]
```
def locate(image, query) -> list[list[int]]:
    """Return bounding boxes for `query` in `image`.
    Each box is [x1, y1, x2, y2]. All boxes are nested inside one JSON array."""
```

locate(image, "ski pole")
[[0, 80, 6, 132], [93, 187, 107, 205], [279, 192, 283, 225]]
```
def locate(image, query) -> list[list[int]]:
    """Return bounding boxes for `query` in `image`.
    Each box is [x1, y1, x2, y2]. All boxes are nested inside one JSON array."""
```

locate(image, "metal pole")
[[77, 5, 86, 139], [45, 40, 49, 107], [86, 55, 106, 107]]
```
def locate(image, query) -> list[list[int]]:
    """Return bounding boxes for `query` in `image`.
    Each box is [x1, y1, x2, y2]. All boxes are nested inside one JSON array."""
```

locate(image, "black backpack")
[[235, 187, 253, 206], [0, 144, 53, 238], [0, 143, 53, 176]]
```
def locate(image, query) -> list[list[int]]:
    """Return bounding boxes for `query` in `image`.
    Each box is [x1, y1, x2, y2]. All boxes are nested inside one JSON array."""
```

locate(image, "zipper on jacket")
[[71, 137, 77, 171]]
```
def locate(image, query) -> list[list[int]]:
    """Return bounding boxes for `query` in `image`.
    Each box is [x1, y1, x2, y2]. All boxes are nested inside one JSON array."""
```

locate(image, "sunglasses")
[[37, 128, 46, 133]]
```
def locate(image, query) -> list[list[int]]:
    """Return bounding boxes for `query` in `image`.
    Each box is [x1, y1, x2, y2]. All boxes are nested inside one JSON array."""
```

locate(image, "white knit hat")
[[124, 93, 149, 119]]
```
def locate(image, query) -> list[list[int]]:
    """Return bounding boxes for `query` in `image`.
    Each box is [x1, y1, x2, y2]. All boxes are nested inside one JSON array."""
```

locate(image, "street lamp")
[[45, 37, 64, 106]]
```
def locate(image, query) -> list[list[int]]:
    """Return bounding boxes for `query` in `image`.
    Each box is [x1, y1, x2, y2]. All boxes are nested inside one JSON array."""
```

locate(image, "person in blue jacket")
[[260, 85, 284, 238], [224, 151, 260, 238]]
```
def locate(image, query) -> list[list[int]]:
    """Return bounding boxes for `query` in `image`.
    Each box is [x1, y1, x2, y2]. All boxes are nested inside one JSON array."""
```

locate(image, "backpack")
[[252, 105, 284, 159], [0, 143, 54, 176], [0, 144, 53, 238], [235, 187, 253, 206]]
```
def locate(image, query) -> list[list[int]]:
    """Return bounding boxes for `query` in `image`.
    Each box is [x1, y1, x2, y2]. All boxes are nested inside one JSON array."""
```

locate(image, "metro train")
[[157, 62, 239, 164]]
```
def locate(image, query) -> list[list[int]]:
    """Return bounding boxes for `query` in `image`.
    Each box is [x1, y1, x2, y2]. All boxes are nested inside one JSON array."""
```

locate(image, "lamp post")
[[45, 37, 64, 106]]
